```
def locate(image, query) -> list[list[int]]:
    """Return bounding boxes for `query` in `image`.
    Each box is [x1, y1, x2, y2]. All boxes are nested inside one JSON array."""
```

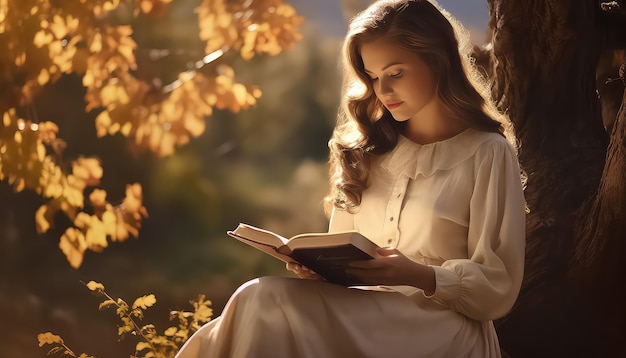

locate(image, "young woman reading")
[[176, 0, 526, 357]]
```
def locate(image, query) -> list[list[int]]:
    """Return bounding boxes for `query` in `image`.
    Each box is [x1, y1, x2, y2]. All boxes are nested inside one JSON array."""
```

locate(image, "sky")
[[289, 0, 490, 44]]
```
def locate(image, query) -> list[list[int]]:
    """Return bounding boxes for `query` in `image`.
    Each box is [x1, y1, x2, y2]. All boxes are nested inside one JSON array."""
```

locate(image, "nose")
[[376, 78, 394, 96]]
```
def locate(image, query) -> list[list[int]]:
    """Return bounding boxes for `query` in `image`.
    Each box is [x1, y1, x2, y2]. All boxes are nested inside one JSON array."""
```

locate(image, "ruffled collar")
[[380, 128, 493, 178]]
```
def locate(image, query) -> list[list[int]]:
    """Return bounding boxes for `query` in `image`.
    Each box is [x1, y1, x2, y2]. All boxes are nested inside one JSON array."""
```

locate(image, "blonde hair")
[[326, 0, 514, 213]]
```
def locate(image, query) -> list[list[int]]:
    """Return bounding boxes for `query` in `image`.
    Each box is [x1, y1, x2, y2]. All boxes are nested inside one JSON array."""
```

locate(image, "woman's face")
[[360, 37, 438, 123]]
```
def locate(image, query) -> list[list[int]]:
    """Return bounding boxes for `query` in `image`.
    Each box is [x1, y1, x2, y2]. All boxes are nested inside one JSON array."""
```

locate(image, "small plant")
[[38, 281, 213, 358]]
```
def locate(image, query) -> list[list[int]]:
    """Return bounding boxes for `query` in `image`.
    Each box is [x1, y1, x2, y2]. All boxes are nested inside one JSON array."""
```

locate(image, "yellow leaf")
[[140, 0, 153, 14], [183, 112, 205, 137], [193, 304, 213, 322], [86, 280, 105, 292], [98, 299, 116, 310], [136, 341, 151, 352], [37, 69, 50, 86], [40, 162, 63, 198], [174, 329, 188, 339], [102, 209, 116, 237], [120, 121, 132, 136], [117, 34, 135, 64], [89, 189, 107, 207], [50, 15, 67, 39], [14, 51, 25, 66], [164, 327, 177, 336], [36, 141, 46, 161], [35, 204, 53, 234], [103, 0, 120, 12], [114, 210, 129, 242], [231, 83, 248, 108], [123, 183, 144, 213], [59, 227, 87, 268], [37, 332, 64, 347], [33, 30, 51, 48], [13, 130, 22, 144], [132, 294, 156, 309], [37, 121, 59, 143], [84, 215, 108, 250], [63, 180, 84, 208], [73, 157, 103, 186], [95, 111, 112, 137], [90, 32, 102, 53], [73, 212, 91, 228]]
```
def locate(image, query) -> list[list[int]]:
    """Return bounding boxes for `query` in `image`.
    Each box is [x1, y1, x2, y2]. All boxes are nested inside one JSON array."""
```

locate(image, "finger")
[[376, 247, 399, 257], [286, 262, 298, 271]]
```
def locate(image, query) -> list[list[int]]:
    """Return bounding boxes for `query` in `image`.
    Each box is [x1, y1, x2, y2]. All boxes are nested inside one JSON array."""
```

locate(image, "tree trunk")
[[486, 0, 626, 356]]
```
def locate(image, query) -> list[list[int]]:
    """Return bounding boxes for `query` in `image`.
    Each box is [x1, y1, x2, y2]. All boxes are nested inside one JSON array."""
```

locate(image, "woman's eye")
[[389, 71, 403, 78]]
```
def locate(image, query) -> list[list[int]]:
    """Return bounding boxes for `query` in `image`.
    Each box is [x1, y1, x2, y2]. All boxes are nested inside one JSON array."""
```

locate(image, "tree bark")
[[571, 62, 626, 355], [486, 0, 626, 356]]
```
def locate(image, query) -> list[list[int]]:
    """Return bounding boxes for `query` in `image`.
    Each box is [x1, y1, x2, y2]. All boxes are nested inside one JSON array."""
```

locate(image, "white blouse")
[[329, 128, 526, 322]]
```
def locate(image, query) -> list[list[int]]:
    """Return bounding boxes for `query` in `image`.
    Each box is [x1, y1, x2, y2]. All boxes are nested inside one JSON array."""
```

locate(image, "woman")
[[177, 0, 526, 357]]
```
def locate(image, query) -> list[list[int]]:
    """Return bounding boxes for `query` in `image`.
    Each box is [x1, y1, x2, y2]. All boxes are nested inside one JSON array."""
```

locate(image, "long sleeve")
[[427, 139, 526, 321]]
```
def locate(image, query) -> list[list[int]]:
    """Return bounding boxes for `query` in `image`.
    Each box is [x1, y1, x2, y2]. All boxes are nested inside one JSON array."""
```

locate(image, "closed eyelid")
[[364, 62, 402, 75], [366, 70, 401, 79]]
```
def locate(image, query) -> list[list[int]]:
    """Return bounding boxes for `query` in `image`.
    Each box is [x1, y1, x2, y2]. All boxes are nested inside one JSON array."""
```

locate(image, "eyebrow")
[[364, 62, 403, 74]]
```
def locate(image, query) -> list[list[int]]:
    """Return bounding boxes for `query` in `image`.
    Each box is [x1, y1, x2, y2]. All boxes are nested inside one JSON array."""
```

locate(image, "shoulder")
[[470, 130, 517, 159]]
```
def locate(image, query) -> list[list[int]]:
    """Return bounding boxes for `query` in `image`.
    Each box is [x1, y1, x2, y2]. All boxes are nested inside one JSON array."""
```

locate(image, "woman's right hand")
[[286, 262, 324, 280]]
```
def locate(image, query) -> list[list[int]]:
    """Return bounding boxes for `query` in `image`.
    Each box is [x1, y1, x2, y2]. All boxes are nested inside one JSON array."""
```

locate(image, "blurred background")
[[0, 0, 487, 356]]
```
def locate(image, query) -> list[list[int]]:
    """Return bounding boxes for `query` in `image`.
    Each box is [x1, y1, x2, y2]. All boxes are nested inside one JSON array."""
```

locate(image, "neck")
[[403, 100, 467, 144]]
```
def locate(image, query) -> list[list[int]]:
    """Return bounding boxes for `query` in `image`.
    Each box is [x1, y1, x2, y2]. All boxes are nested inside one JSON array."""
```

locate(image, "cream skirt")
[[175, 276, 501, 358]]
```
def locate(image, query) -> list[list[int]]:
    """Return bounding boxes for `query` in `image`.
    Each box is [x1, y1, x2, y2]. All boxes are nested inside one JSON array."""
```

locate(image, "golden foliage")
[[0, 0, 302, 267], [198, 0, 303, 60], [37, 281, 213, 357], [1, 108, 148, 268], [37, 332, 95, 358]]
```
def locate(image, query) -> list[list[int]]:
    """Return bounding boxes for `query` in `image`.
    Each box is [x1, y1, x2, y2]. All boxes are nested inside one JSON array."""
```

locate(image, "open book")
[[227, 223, 380, 286]]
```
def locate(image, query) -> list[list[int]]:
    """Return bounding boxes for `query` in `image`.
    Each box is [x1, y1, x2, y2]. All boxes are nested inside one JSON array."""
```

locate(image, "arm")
[[427, 139, 526, 321], [349, 139, 525, 321]]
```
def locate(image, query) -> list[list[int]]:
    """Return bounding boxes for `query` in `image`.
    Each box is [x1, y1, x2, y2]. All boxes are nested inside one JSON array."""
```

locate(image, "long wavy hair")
[[326, 0, 514, 214]]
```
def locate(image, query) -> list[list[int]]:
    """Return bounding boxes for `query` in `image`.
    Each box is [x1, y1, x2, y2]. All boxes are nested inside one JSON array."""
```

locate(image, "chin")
[[392, 115, 411, 122]]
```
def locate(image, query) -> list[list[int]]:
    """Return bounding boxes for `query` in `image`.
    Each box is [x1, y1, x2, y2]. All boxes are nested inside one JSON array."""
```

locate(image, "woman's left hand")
[[346, 247, 435, 293]]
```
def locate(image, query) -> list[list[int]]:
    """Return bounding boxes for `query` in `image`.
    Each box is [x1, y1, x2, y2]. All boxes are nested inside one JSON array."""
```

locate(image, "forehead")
[[359, 37, 424, 72]]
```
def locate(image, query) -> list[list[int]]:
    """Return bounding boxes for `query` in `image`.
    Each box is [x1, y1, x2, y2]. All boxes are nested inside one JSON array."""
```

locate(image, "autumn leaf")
[[136, 341, 152, 352], [132, 294, 156, 310], [72, 157, 103, 187], [37, 332, 64, 347], [193, 304, 213, 323], [89, 188, 107, 209], [99, 299, 116, 310], [59, 228, 87, 269], [85, 280, 105, 292], [164, 327, 177, 336]]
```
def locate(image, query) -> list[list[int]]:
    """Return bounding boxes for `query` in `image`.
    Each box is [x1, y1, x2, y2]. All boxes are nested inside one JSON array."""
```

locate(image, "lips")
[[386, 101, 403, 110]]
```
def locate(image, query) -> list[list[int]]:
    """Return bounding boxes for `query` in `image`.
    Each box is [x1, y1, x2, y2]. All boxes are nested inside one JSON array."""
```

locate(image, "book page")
[[227, 231, 295, 264], [232, 223, 290, 247]]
